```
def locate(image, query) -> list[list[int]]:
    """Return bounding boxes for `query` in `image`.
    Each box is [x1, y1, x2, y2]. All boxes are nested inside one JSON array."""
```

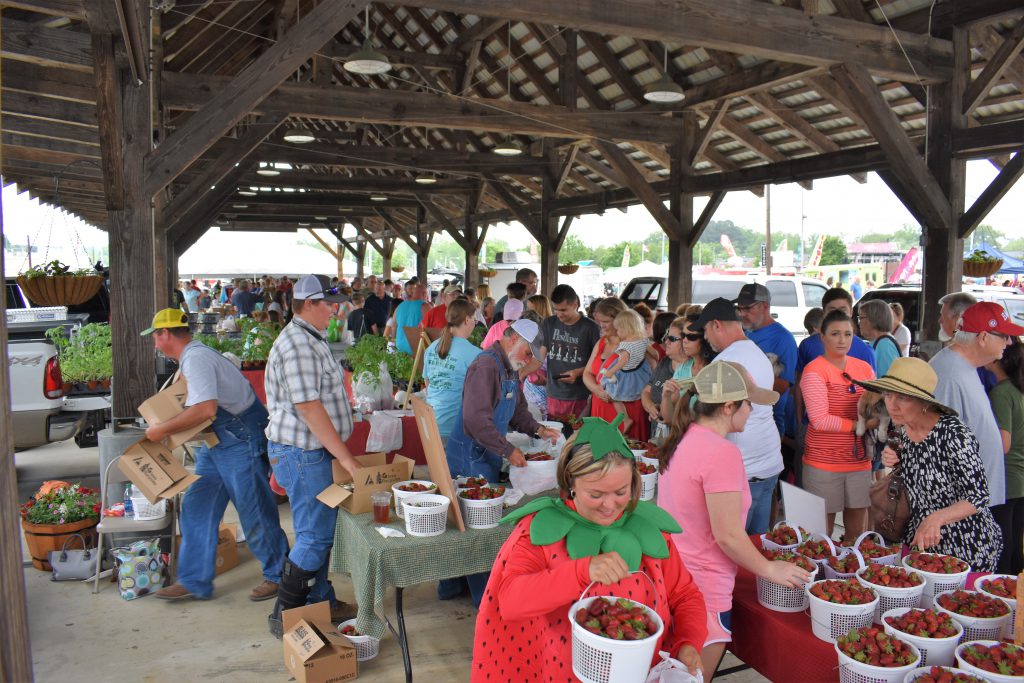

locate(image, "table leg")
[[385, 587, 412, 683]]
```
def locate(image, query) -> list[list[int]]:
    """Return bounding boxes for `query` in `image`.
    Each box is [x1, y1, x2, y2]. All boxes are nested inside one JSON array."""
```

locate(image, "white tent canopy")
[[178, 228, 356, 278]]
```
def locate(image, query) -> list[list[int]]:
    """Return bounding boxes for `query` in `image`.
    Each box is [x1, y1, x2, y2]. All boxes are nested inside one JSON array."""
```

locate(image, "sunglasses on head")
[[841, 372, 859, 394]]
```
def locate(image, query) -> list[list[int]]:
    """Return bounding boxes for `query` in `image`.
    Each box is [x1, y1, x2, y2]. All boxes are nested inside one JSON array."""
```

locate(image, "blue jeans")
[[177, 409, 289, 598], [744, 474, 779, 535], [268, 442, 339, 605]]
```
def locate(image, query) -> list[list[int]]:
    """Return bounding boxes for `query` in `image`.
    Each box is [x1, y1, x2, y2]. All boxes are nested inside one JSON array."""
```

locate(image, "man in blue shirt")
[[393, 283, 430, 353], [796, 288, 877, 374], [230, 280, 260, 316]]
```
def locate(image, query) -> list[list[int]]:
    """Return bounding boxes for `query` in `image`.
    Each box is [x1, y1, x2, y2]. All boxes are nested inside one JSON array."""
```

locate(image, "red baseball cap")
[[959, 301, 1024, 336]]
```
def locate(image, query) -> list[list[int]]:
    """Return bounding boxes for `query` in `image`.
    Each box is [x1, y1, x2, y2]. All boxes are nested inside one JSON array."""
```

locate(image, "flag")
[[889, 247, 919, 284], [720, 234, 737, 258], [807, 234, 826, 267], [621, 244, 631, 268]]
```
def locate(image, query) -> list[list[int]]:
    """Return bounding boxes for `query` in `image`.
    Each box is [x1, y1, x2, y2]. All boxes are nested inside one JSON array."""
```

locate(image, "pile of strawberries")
[[858, 564, 923, 589], [798, 539, 835, 560], [842, 537, 895, 560], [883, 609, 960, 639], [396, 482, 435, 492], [959, 642, 1024, 676], [636, 462, 657, 475], [763, 524, 808, 546], [459, 477, 488, 488], [525, 453, 554, 462], [809, 579, 876, 605], [459, 485, 506, 500], [905, 552, 968, 575], [338, 624, 360, 636], [912, 666, 987, 683], [936, 590, 1010, 619], [574, 597, 657, 641], [836, 626, 918, 668], [761, 548, 817, 572], [827, 554, 863, 574], [980, 576, 1018, 599]]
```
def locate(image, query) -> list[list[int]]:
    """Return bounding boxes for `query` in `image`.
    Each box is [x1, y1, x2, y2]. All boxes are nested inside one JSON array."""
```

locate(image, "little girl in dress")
[[598, 309, 653, 432]]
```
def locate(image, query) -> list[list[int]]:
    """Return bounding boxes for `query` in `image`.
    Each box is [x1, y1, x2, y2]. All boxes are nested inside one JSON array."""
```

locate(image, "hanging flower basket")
[[391, 266, 405, 273], [17, 275, 103, 307], [479, 268, 498, 278], [962, 259, 1003, 278], [558, 264, 580, 275]]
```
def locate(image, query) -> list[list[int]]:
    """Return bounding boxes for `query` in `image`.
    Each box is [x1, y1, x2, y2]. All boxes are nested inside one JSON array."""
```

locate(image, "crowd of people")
[[150, 267, 1024, 681]]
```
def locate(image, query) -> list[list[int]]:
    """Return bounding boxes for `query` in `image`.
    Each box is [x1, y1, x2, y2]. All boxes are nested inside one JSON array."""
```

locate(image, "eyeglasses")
[[662, 334, 682, 343], [683, 333, 703, 341], [986, 331, 1009, 340], [841, 372, 859, 395]]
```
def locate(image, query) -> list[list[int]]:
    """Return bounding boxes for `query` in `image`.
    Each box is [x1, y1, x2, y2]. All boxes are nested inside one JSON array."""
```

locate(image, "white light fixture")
[[314, 215, 328, 220], [644, 50, 685, 104], [493, 135, 524, 156], [283, 124, 316, 143], [257, 162, 280, 177], [370, 195, 388, 202], [415, 172, 438, 185], [238, 189, 257, 197], [343, 7, 391, 75], [232, 203, 249, 209], [298, 222, 311, 226]]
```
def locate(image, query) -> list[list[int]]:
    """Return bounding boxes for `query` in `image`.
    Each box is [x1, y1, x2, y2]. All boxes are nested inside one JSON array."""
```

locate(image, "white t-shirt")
[[713, 340, 783, 479], [893, 324, 911, 356], [180, 341, 256, 415]]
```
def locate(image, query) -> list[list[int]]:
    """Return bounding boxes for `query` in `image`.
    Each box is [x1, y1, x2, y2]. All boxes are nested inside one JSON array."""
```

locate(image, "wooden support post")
[[463, 210, 480, 290], [153, 195, 171, 308], [667, 117, 697, 308], [538, 176, 559, 296], [336, 239, 345, 280], [355, 242, 366, 279], [382, 238, 395, 281]]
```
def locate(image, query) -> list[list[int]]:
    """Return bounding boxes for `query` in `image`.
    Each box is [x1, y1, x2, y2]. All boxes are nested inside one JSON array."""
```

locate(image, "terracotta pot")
[[101, 378, 111, 389], [62, 383, 72, 394], [21, 517, 98, 571], [87, 380, 100, 390], [16, 275, 103, 307]]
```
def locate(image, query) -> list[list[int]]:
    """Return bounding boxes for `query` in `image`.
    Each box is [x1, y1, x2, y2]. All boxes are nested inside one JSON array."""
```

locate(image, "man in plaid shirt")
[[265, 274, 362, 637]]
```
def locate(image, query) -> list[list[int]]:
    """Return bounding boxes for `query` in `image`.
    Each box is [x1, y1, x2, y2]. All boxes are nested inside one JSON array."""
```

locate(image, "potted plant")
[[391, 265, 405, 273], [558, 263, 580, 275], [963, 250, 1003, 278], [21, 481, 100, 571], [17, 260, 104, 306], [45, 323, 113, 393], [238, 318, 281, 370], [479, 267, 498, 278]]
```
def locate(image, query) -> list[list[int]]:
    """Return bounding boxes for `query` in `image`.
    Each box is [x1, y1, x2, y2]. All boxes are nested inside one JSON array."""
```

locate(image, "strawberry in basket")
[[827, 554, 862, 574], [937, 590, 1010, 618], [883, 609, 959, 638], [526, 452, 555, 462], [842, 536, 892, 560], [959, 642, 1024, 676], [574, 597, 657, 641], [809, 579, 875, 605], [913, 666, 987, 683], [460, 477, 488, 488], [859, 564, 923, 588], [798, 539, 835, 560], [761, 549, 816, 572], [981, 576, 1018, 599], [905, 552, 968, 574], [636, 462, 657, 475], [397, 482, 436, 492], [339, 624, 360, 636], [459, 486, 506, 500], [836, 626, 918, 667], [625, 438, 649, 451], [764, 524, 808, 546]]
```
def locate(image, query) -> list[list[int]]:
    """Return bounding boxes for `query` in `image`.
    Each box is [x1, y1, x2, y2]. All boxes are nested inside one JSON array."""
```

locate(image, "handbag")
[[869, 464, 911, 544], [113, 538, 166, 600], [48, 533, 99, 581]]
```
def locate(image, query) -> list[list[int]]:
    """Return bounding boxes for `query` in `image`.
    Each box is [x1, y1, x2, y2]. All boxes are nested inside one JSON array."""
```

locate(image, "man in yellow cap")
[[140, 308, 289, 603]]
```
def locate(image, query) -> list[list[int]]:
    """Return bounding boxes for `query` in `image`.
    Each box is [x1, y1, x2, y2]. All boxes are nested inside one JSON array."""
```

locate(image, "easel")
[[401, 326, 441, 410]]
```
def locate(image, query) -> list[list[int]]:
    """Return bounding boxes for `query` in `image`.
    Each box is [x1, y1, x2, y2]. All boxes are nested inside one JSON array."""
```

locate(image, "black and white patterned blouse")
[[896, 414, 1003, 571]]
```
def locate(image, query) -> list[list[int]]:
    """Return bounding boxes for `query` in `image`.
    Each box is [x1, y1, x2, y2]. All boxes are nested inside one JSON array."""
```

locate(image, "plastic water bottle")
[[123, 483, 134, 517]]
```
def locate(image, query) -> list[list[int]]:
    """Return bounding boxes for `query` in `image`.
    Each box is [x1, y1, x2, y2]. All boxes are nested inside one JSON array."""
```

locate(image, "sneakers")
[[155, 584, 206, 601], [249, 580, 278, 602]]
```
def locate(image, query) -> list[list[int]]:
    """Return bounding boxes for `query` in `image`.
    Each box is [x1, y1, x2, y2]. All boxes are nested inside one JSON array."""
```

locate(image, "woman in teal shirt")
[[424, 300, 482, 441], [988, 340, 1024, 573]]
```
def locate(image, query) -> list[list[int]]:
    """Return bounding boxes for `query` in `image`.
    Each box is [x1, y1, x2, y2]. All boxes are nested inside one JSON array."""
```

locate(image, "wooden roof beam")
[[959, 149, 1024, 238], [963, 21, 1024, 115], [1, 18, 92, 72], [323, 41, 464, 70], [579, 31, 646, 105], [593, 139, 682, 239]]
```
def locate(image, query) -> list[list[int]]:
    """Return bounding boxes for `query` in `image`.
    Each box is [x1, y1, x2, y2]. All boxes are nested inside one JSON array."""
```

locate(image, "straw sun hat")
[[851, 357, 956, 416]]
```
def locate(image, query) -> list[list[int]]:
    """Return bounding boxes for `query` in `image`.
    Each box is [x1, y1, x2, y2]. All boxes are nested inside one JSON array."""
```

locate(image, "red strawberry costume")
[[471, 497, 707, 682]]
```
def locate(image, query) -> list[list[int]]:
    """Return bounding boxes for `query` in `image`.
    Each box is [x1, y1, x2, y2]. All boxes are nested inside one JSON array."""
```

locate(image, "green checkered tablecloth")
[[329, 494, 544, 639]]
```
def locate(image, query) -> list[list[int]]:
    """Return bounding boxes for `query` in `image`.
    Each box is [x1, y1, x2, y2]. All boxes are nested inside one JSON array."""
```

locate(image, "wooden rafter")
[[593, 139, 682, 239], [959, 149, 1024, 238], [963, 21, 1024, 115]]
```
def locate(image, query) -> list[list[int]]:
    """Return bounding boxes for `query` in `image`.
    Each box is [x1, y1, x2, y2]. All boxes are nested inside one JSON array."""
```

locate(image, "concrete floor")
[[16, 440, 767, 683]]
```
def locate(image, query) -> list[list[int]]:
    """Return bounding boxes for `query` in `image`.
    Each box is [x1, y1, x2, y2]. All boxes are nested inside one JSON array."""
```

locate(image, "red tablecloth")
[[241, 370, 267, 405], [730, 537, 993, 682]]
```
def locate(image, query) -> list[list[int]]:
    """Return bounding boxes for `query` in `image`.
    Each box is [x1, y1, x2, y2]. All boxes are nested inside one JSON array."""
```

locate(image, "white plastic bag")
[[645, 651, 703, 683], [508, 460, 558, 495], [377, 361, 394, 410], [365, 411, 403, 453], [353, 370, 380, 413]]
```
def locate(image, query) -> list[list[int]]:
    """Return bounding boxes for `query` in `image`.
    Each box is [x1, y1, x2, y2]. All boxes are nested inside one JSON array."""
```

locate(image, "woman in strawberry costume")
[[470, 415, 707, 682]]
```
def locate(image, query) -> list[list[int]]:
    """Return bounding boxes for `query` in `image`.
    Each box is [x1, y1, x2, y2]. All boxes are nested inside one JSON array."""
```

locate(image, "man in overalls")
[[141, 308, 289, 603], [442, 319, 561, 602]]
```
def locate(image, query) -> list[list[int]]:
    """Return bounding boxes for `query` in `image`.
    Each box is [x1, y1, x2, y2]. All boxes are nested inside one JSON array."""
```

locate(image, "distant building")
[[847, 242, 903, 264]]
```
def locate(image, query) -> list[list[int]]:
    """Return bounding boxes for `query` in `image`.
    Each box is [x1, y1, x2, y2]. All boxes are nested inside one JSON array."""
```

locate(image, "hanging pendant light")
[[257, 162, 280, 177], [493, 22, 524, 156], [415, 172, 438, 185], [344, 7, 391, 75], [644, 49, 685, 104], [283, 124, 316, 143]]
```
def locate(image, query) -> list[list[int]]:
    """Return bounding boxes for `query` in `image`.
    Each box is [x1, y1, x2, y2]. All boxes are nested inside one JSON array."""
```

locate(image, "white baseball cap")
[[509, 318, 543, 358], [293, 274, 346, 302]]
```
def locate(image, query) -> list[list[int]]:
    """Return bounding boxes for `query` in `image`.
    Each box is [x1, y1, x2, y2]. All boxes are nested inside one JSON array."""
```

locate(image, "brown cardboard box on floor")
[[282, 602, 357, 683], [137, 376, 218, 450], [316, 451, 414, 514], [170, 523, 239, 576], [118, 438, 200, 503]]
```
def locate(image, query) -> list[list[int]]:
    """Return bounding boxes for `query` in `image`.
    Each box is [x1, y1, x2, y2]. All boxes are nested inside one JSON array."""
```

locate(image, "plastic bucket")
[[902, 666, 983, 682], [401, 494, 449, 537], [901, 556, 970, 609], [856, 566, 926, 624], [975, 574, 1018, 640], [933, 590, 1011, 642], [836, 639, 921, 683], [458, 487, 506, 530], [336, 619, 381, 661], [760, 520, 805, 553], [392, 480, 437, 519], [882, 607, 963, 668], [806, 579, 878, 643], [955, 640, 1024, 683]]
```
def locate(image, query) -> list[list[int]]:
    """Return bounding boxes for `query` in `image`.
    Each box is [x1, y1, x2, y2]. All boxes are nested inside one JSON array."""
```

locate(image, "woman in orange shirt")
[[800, 310, 875, 540]]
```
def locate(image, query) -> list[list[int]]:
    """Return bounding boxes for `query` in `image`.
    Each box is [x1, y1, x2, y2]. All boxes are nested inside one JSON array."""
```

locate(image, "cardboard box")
[[119, 438, 201, 503], [316, 452, 414, 514], [137, 377, 218, 449], [170, 523, 239, 576], [282, 602, 357, 683]]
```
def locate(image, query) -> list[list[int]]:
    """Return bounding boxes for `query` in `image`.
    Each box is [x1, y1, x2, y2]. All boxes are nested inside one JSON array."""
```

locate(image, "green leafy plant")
[[21, 260, 95, 279], [194, 333, 244, 356], [20, 483, 100, 525], [45, 323, 112, 383], [468, 325, 486, 348], [238, 318, 281, 362], [345, 334, 418, 387]]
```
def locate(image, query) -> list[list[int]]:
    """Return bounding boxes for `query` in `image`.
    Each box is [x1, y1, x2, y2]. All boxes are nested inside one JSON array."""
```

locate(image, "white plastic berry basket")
[[130, 496, 167, 521], [569, 572, 664, 683], [756, 560, 812, 613], [825, 548, 868, 581], [851, 530, 902, 567], [806, 579, 878, 643], [975, 574, 1018, 640], [760, 520, 805, 552], [933, 590, 1012, 642], [336, 619, 380, 661], [634, 450, 659, 470], [902, 666, 984, 682], [956, 640, 1024, 683], [857, 566, 926, 624], [901, 555, 971, 608], [799, 534, 841, 580], [401, 494, 450, 537], [458, 487, 506, 530], [882, 607, 963, 668], [391, 480, 437, 520], [639, 470, 658, 502], [836, 637, 921, 683]]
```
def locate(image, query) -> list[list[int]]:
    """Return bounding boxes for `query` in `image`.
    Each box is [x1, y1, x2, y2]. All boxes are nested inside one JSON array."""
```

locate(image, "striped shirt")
[[265, 315, 354, 450], [802, 355, 875, 472]]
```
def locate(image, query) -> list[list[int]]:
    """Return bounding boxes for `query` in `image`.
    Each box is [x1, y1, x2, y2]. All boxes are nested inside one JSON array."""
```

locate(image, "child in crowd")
[[347, 292, 368, 340], [598, 309, 652, 432], [803, 307, 824, 336]]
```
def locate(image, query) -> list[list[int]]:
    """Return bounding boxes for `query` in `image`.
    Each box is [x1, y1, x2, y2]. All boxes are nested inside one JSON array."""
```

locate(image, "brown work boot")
[[330, 601, 358, 622], [156, 583, 202, 601], [249, 580, 278, 602]]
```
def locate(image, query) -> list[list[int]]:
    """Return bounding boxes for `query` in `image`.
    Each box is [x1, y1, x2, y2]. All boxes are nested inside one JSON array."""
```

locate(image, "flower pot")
[[16, 275, 103, 307], [62, 382, 72, 394], [87, 380, 100, 390], [21, 517, 98, 571], [101, 378, 111, 389], [963, 259, 1002, 278], [392, 266, 405, 273], [558, 264, 580, 275]]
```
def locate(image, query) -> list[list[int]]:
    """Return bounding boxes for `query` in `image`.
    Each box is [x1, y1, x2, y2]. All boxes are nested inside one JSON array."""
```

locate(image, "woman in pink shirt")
[[657, 361, 813, 679]]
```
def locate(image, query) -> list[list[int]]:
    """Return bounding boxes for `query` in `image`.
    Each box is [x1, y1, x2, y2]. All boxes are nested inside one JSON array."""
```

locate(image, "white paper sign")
[[779, 481, 828, 536]]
